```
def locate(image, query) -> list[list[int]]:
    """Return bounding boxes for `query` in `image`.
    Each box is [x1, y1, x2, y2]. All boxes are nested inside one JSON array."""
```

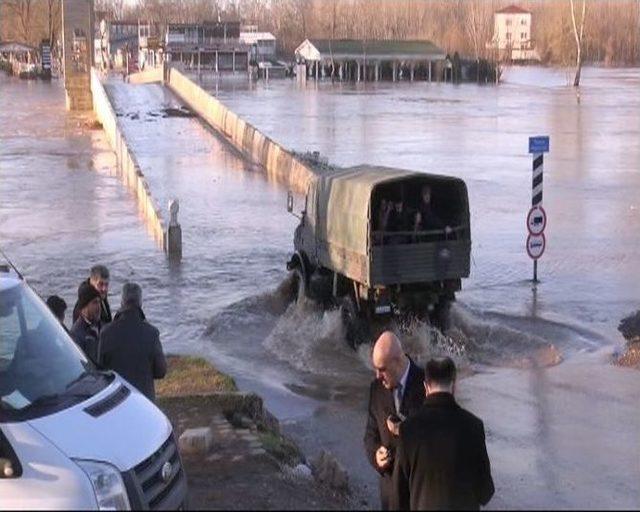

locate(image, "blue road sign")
[[529, 136, 550, 154]]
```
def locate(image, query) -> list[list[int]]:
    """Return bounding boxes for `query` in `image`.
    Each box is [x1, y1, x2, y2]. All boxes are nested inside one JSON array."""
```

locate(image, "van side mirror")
[[287, 191, 294, 213]]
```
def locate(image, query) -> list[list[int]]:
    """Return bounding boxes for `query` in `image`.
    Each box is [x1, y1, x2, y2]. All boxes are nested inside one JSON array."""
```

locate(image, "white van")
[[0, 263, 187, 510]]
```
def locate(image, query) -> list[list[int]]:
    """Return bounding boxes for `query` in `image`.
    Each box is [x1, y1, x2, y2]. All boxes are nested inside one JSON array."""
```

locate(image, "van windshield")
[[0, 280, 105, 420]]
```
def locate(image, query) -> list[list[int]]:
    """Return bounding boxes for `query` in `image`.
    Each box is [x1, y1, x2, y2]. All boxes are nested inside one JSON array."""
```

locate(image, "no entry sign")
[[527, 205, 547, 236], [526, 233, 546, 260]]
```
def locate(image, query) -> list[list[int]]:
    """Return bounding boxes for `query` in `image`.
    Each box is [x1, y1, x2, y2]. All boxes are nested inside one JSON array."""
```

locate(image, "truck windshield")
[[0, 280, 99, 419]]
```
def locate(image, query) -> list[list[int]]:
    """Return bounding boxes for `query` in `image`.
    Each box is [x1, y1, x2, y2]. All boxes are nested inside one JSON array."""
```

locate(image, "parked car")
[[0, 261, 187, 510], [286, 165, 471, 345]]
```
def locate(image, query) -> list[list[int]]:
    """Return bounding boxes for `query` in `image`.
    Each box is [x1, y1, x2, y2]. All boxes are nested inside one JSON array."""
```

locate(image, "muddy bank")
[[156, 356, 350, 510], [615, 311, 640, 369]]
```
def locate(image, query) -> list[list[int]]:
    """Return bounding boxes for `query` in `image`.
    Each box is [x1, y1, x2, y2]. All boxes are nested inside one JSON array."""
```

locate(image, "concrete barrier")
[[165, 66, 316, 195], [127, 66, 164, 85], [90, 68, 168, 251]]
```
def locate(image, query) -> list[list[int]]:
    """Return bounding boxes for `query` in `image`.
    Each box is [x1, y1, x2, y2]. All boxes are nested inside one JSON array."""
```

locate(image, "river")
[[0, 66, 638, 509]]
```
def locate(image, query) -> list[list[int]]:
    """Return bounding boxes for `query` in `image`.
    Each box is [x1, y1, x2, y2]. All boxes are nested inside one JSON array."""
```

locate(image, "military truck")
[[286, 165, 471, 345]]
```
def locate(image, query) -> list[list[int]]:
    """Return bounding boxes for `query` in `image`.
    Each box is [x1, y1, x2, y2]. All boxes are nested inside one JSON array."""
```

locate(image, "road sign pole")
[[532, 153, 543, 207], [527, 136, 549, 284], [532, 153, 543, 282]]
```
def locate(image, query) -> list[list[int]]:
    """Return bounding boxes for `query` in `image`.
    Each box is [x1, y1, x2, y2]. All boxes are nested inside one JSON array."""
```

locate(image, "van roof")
[[0, 250, 23, 291], [0, 266, 22, 292]]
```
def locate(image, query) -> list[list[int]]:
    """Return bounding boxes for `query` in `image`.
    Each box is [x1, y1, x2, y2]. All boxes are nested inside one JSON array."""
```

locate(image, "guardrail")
[[90, 68, 169, 253], [164, 65, 316, 195]]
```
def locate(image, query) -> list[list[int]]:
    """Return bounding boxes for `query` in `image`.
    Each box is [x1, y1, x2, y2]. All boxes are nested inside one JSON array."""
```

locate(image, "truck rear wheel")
[[340, 296, 370, 348], [430, 299, 451, 333]]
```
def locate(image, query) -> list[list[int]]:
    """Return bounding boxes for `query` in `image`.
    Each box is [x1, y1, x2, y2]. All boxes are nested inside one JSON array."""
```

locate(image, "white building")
[[239, 31, 276, 63], [489, 5, 539, 61]]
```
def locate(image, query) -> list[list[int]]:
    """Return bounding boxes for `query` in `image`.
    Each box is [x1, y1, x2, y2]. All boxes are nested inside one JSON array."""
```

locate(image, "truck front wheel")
[[291, 267, 307, 303]]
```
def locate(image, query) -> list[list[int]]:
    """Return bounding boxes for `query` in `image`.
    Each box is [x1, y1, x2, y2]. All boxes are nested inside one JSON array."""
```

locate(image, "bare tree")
[[569, 0, 587, 86], [5, 0, 33, 44], [46, 0, 61, 47]]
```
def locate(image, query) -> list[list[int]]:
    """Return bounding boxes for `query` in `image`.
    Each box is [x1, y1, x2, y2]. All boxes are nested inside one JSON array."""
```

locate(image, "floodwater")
[[1, 67, 639, 509]]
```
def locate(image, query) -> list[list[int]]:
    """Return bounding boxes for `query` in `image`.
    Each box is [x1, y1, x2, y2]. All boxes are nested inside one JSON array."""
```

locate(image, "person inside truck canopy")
[[413, 185, 453, 240], [386, 196, 413, 244]]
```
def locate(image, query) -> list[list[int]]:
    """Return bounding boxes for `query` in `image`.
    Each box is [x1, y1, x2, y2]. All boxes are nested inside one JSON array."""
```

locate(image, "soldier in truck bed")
[[413, 185, 453, 240]]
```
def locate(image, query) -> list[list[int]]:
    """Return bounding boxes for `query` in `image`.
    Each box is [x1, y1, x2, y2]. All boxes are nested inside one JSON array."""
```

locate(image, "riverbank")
[[156, 355, 349, 510]]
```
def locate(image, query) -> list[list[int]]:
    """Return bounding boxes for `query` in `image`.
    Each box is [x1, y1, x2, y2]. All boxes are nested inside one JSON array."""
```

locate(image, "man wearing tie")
[[364, 331, 426, 510]]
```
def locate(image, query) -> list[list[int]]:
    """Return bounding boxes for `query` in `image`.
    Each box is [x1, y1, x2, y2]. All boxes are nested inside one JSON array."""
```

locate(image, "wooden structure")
[[165, 21, 250, 74], [294, 39, 447, 82]]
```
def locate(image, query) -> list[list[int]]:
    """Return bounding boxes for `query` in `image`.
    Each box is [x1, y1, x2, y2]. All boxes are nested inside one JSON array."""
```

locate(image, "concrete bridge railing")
[[90, 68, 169, 252], [164, 66, 316, 195]]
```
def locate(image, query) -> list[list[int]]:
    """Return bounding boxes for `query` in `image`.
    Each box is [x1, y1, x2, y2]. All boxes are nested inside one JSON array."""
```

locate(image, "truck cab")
[[287, 165, 471, 344], [0, 262, 187, 510]]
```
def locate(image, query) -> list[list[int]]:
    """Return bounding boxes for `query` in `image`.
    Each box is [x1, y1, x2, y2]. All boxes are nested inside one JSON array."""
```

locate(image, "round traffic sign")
[[527, 205, 547, 235], [526, 233, 546, 260]]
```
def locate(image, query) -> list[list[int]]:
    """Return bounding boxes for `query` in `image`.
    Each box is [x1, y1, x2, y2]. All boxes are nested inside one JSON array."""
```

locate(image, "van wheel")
[[291, 266, 306, 303], [340, 296, 369, 348]]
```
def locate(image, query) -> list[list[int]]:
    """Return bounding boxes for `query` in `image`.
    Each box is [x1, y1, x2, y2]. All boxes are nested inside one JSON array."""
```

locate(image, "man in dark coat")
[[392, 358, 495, 511], [72, 265, 112, 326], [46, 295, 68, 331], [364, 331, 426, 510], [98, 282, 167, 402], [69, 284, 102, 363]]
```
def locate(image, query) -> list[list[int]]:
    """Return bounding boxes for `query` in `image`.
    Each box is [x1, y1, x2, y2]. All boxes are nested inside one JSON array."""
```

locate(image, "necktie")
[[394, 383, 403, 417]]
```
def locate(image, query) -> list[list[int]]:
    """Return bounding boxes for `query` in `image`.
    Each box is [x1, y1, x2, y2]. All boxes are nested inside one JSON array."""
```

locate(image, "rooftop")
[[240, 32, 276, 44], [496, 5, 531, 14], [301, 39, 446, 59]]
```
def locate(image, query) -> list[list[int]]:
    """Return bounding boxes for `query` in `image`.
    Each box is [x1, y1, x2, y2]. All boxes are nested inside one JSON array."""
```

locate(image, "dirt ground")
[[616, 342, 640, 369], [156, 356, 350, 510]]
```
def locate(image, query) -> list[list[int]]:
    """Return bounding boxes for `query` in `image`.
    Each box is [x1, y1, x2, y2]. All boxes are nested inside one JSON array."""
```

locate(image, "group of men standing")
[[46, 265, 167, 402], [364, 331, 494, 510]]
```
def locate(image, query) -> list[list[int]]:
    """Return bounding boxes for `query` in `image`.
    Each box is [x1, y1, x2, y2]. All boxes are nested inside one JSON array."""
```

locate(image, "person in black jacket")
[[364, 331, 426, 510], [69, 284, 102, 363], [392, 357, 495, 511], [72, 265, 112, 327], [46, 295, 68, 331], [98, 282, 167, 402]]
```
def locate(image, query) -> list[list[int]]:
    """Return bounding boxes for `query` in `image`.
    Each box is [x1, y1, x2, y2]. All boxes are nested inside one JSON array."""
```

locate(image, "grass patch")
[[258, 430, 303, 466], [156, 355, 237, 398]]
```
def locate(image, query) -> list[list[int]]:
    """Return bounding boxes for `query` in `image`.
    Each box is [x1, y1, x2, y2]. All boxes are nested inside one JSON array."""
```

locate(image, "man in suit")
[[98, 282, 167, 401], [364, 331, 426, 510], [392, 358, 495, 511]]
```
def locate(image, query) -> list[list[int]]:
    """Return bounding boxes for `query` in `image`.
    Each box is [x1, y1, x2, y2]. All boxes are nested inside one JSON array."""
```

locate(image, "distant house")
[[240, 28, 287, 78], [295, 39, 447, 81], [94, 18, 139, 69], [488, 5, 539, 62], [165, 20, 250, 73], [240, 30, 276, 63]]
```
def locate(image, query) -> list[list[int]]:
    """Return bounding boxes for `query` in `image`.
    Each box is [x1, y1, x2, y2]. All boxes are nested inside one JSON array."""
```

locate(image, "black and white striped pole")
[[527, 136, 549, 283]]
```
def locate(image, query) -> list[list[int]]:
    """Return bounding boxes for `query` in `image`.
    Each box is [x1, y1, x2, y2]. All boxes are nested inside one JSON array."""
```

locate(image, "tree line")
[[1, 0, 638, 65]]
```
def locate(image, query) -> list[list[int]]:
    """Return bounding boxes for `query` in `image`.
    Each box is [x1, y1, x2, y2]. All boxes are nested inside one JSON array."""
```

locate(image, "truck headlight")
[[74, 459, 131, 511]]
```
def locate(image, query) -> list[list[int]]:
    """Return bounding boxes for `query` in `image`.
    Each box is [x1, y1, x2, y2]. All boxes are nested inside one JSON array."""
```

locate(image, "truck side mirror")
[[287, 191, 294, 213]]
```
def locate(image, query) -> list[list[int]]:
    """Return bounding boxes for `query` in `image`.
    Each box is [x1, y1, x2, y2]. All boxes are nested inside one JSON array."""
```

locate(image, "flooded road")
[[1, 67, 639, 508]]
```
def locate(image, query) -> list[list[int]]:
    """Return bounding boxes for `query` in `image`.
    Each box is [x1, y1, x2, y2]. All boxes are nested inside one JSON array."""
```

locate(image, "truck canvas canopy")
[[310, 165, 470, 286]]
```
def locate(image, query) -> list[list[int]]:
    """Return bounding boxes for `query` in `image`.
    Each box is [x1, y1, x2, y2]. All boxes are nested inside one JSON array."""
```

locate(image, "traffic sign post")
[[528, 136, 549, 282]]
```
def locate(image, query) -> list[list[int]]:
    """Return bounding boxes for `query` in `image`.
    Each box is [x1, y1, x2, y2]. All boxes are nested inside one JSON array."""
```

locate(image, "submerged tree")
[[569, 0, 587, 87]]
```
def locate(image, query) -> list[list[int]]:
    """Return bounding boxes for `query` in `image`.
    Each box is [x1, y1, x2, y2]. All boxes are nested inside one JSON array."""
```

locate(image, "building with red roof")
[[487, 5, 539, 62]]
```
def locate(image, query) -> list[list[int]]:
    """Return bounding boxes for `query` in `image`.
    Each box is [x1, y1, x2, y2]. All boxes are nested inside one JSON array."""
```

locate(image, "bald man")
[[364, 331, 426, 510]]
